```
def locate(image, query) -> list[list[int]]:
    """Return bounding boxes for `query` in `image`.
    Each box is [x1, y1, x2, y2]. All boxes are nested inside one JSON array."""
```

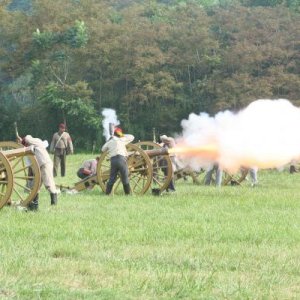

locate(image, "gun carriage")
[[63, 140, 249, 194], [222, 168, 249, 185], [0, 141, 41, 209], [65, 142, 173, 195], [174, 166, 249, 186], [172, 156, 249, 186]]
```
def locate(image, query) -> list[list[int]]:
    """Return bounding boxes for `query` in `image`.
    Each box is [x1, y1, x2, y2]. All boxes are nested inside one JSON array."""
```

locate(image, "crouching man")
[[77, 157, 99, 179]]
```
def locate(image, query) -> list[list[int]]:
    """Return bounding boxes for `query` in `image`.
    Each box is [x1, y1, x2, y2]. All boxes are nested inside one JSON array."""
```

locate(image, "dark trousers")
[[77, 168, 88, 179], [162, 161, 175, 191], [204, 164, 222, 187], [53, 150, 66, 177], [106, 155, 130, 195], [167, 179, 175, 191]]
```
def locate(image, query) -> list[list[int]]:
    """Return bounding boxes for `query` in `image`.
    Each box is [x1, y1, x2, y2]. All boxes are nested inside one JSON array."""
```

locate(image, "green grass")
[[1, 154, 300, 299]]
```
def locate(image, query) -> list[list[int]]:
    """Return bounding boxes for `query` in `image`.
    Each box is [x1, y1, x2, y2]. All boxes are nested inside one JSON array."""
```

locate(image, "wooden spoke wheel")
[[0, 141, 41, 207], [136, 141, 173, 193], [97, 143, 153, 195], [222, 168, 249, 186], [0, 152, 14, 209]]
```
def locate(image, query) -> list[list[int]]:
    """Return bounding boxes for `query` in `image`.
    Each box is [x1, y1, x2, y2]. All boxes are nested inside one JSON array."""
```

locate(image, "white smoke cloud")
[[178, 99, 300, 172], [101, 108, 120, 141]]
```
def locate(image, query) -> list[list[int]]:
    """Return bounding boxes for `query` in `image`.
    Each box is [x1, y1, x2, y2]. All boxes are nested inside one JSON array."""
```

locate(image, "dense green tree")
[[204, 5, 300, 110], [0, 0, 299, 146]]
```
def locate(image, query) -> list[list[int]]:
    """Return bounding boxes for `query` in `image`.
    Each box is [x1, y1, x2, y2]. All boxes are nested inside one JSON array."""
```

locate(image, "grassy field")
[[1, 153, 300, 299]]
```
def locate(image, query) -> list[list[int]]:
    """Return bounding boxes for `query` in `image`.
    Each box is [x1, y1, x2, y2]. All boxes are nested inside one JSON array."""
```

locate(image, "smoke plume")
[[176, 99, 300, 172], [101, 108, 120, 141]]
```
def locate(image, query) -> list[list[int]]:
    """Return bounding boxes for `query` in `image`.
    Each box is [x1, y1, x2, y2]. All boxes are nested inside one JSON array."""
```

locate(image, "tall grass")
[[1, 154, 300, 299]]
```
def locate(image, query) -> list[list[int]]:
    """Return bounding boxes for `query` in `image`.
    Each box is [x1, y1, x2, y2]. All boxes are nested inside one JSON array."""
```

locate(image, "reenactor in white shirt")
[[101, 127, 134, 195], [19, 135, 58, 210]]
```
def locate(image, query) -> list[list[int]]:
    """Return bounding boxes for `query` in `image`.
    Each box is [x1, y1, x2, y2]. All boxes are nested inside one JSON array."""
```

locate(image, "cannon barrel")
[[1, 146, 35, 159], [144, 147, 169, 157]]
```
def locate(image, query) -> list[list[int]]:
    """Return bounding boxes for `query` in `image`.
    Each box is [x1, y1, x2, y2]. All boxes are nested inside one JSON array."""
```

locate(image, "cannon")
[[0, 141, 41, 209], [98, 143, 172, 195], [62, 142, 173, 195], [174, 165, 249, 186], [64, 140, 250, 195], [174, 166, 249, 186], [114, 142, 249, 188]]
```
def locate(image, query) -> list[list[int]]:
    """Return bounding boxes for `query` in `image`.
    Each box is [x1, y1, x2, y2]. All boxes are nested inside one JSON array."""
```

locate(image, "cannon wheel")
[[0, 141, 41, 207], [136, 141, 173, 193], [0, 152, 14, 209], [222, 168, 249, 186], [97, 143, 153, 195]]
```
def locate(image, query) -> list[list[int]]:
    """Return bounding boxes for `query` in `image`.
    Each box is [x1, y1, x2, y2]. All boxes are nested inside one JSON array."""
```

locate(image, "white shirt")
[[101, 134, 134, 158], [24, 135, 52, 167], [82, 159, 98, 175]]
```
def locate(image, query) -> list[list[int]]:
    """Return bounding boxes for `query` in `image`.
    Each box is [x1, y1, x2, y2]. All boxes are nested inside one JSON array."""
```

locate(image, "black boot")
[[50, 193, 57, 205], [28, 194, 39, 211], [168, 180, 176, 192], [106, 183, 113, 195], [123, 184, 131, 195], [290, 165, 297, 174]]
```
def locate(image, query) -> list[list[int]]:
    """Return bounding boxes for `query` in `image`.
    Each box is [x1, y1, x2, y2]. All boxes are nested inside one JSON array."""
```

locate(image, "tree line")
[[0, 0, 299, 149]]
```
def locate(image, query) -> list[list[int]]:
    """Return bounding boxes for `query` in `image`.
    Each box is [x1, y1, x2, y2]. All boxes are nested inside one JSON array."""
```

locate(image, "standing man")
[[19, 135, 58, 210], [160, 134, 177, 192], [50, 123, 73, 177], [204, 163, 223, 187], [249, 167, 258, 187], [102, 127, 134, 195], [289, 160, 298, 174]]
